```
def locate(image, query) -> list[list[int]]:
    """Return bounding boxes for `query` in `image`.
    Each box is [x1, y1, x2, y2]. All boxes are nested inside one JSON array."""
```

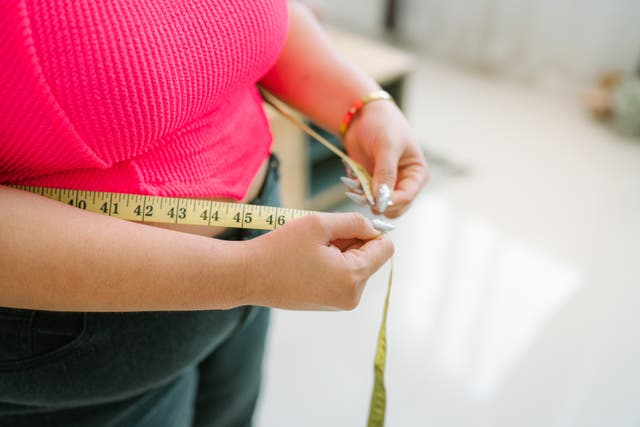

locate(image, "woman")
[[0, 1, 427, 426]]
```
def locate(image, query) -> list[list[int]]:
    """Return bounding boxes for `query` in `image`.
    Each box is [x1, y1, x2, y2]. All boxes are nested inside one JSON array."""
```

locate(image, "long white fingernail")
[[375, 184, 391, 213], [345, 192, 369, 206], [371, 218, 396, 232], [340, 176, 363, 192]]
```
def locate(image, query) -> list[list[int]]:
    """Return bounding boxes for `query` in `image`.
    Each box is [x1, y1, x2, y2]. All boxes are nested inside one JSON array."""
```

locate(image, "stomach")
[[142, 158, 269, 237]]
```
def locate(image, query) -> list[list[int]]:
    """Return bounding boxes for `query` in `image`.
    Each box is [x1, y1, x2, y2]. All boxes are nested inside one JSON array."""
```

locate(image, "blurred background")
[[257, 1, 640, 426]]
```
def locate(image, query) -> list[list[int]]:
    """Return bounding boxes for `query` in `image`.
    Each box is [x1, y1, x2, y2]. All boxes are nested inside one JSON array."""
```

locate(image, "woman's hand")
[[343, 100, 429, 218], [259, 2, 428, 217], [242, 212, 394, 311]]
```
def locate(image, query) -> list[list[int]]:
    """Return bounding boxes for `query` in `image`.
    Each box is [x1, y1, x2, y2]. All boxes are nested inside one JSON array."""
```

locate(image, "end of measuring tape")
[[367, 257, 393, 427]]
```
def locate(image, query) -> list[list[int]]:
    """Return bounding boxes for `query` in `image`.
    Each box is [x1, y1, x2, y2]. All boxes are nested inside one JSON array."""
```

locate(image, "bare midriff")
[[142, 158, 270, 238]]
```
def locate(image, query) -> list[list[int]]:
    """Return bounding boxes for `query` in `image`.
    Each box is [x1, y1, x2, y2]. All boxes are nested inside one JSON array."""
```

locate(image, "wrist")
[[234, 238, 267, 307], [343, 98, 401, 147], [199, 239, 257, 310], [339, 90, 395, 138]]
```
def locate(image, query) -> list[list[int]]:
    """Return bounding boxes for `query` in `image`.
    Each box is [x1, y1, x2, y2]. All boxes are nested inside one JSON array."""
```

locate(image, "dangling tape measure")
[[11, 91, 392, 427], [368, 258, 392, 427]]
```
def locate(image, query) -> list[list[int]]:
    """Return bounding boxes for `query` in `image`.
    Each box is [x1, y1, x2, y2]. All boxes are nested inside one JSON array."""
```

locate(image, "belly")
[[141, 158, 270, 237]]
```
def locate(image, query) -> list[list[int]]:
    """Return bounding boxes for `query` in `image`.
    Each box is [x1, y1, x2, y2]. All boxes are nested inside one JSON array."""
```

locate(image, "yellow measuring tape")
[[12, 185, 314, 230], [11, 91, 392, 426], [368, 258, 392, 427]]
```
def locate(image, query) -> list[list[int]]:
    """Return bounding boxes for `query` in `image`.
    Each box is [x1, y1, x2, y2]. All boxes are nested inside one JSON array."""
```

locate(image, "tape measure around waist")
[[12, 185, 313, 231], [9, 90, 391, 426]]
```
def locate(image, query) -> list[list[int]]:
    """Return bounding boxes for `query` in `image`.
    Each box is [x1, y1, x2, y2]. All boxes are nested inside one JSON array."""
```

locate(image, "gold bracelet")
[[339, 90, 394, 136]]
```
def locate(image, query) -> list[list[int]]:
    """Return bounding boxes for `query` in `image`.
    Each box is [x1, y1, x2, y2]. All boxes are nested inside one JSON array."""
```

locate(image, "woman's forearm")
[[260, 2, 380, 134], [0, 185, 247, 312]]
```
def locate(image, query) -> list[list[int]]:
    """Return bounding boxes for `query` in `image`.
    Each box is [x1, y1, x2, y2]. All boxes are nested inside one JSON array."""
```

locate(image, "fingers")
[[384, 160, 429, 218], [314, 212, 381, 241], [341, 176, 394, 211], [343, 235, 394, 278], [344, 191, 369, 206], [341, 166, 413, 218], [370, 218, 396, 232], [331, 238, 364, 252], [340, 177, 362, 192], [372, 147, 400, 214]]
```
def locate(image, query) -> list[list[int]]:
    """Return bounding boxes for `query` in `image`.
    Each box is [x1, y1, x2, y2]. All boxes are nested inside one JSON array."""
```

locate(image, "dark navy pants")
[[0, 156, 281, 427]]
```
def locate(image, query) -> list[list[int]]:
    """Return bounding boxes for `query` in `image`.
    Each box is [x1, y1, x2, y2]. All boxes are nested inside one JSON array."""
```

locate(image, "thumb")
[[316, 212, 381, 242], [372, 146, 399, 213]]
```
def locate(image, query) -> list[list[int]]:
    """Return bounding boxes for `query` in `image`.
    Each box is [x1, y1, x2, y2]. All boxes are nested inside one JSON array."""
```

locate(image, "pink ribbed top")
[[0, 0, 288, 199]]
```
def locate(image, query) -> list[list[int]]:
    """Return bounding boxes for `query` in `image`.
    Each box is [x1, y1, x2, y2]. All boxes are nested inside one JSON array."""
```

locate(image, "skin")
[[0, 2, 426, 312], [260, 3, 429, 217]]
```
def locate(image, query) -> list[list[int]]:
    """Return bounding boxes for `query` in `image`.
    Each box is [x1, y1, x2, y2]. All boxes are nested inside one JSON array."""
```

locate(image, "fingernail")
[[340, 176, 362, 192], [345, 192, 369, 206], [375, 184, 391, 213], [342, 160, 356, 179], [371, 218, 396, 232], [387, 199, 394, 207]]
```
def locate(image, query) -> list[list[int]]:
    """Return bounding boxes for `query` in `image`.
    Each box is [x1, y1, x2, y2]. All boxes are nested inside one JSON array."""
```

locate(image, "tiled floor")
[[255, 55, 640, 426]]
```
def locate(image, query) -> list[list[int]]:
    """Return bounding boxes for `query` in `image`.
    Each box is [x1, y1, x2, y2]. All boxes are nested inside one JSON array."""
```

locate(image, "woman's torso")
[[0, 0, 289, 236]]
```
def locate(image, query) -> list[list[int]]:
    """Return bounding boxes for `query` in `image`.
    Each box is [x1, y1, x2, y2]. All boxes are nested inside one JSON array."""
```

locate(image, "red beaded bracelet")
[[339, 90, 394, 137]]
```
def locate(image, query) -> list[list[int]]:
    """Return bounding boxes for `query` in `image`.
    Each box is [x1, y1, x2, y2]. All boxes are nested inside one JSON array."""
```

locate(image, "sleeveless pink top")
[[0, 0, 289, 199]]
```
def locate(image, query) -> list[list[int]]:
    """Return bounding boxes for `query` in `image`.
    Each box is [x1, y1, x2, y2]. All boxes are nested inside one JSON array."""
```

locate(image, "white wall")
[[317, 0, 640, 90]]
